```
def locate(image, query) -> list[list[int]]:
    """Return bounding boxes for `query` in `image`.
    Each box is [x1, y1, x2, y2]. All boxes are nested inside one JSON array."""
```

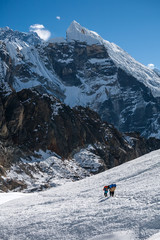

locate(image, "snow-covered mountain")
[[1, 21, 160, 138], [66, 21, 160, 97], [0, 22, 160, 239], [0, 26, 64, 99], [0, 149, 160, 240]]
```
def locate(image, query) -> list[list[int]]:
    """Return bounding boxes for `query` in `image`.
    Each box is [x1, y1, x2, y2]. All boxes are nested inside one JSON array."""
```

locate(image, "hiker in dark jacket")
[[103, 185, 109, 197], [109, 184, 116, 197]]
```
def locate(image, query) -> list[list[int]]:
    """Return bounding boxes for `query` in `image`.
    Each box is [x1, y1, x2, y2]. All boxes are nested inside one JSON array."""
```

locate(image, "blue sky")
[[1, 0, 160, 69]]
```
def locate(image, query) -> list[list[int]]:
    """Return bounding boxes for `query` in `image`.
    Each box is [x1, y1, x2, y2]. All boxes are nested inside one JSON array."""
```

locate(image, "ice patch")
[[0, 192, 25, 205], [146, 232, 160, 240], [89, 230, 137, 240]]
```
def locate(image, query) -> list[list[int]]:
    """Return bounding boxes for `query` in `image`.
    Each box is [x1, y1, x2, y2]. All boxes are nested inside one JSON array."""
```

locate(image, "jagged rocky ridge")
[[1, 88, 160, 192], [1, 21, 160, 138]]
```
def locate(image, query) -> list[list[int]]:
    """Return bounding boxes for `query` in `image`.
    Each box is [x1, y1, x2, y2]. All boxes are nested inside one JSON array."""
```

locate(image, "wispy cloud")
[[147, 63, 155, 69], [29, 24, 51, 41], [56, 16, 61, 20]]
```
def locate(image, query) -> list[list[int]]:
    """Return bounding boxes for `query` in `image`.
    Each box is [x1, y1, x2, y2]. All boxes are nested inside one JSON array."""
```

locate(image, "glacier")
[[0, 149, 160, 239]]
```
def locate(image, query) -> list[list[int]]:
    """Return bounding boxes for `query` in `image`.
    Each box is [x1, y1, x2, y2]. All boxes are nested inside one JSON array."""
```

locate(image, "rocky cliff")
[[0, 87, 160, 192]]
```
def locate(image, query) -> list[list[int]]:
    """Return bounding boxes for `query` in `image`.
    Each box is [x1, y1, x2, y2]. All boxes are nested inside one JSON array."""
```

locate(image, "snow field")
[[0, 150, 160, 239]]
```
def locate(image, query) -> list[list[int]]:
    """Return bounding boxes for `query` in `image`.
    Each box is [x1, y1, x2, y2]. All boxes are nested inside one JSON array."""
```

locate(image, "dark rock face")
[[0, 178, 27, 192], [99, 68, 160, 136], [44, 42, 112, 86], [1, 88, 160, 191], [0, 89, 105, 157], [42, 41, 160, 138]]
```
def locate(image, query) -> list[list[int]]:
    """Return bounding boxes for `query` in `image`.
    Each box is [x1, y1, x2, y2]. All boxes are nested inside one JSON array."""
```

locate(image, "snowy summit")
[[66, 21, 160, 98], [66, 20, 103, 45]]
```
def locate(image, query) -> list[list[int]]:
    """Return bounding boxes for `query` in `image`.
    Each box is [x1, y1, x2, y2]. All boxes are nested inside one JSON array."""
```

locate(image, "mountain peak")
[[66, 20, 103, 45], [0, 26, 13, 31], [0, 27, 41, 46]]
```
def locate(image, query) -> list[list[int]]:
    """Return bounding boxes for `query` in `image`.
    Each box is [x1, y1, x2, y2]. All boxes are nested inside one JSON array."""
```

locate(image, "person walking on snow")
[[109, 184, 116, 197], [103, 185, 109, 197]]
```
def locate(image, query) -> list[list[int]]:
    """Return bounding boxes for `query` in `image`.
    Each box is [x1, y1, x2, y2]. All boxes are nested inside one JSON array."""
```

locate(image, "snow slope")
[[0, 149, 160, 240]]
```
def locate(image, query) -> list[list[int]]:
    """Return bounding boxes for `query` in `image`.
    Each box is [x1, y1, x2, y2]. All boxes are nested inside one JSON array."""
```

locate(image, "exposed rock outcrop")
[[0, 88, 160, 192]]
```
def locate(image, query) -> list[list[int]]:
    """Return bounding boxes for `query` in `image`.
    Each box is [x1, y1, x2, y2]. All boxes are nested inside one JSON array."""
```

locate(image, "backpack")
[[103, 186, 109, 191], [109, 184, 116, 191]]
